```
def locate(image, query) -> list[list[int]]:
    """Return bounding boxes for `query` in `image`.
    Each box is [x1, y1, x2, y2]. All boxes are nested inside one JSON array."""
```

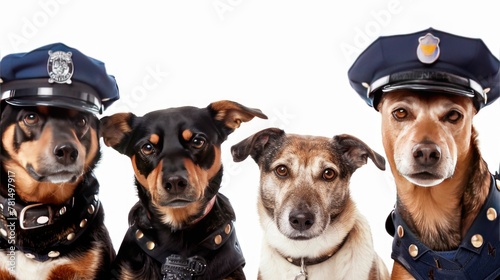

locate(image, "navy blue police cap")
[[0, 42, 119, 114], [347, 27, 500, 111]]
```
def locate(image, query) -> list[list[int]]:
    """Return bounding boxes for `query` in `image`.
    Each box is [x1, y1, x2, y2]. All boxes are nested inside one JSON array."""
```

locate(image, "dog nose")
[[412, 143, 441, 166], [165, 176, 188, 194], [289, 210, 315, 231], [53, 143, 79, 165]]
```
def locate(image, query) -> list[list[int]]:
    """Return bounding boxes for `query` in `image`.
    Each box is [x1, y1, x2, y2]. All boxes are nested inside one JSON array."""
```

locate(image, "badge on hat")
[[416, 33, 440, 64], [47, 50, 73, 84]]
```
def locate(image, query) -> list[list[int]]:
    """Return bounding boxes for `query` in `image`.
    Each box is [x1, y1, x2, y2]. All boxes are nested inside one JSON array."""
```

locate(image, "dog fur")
[[101, 100, 267, 280], [231, 127, 390, 280], [378, 91, 499, 279], [0, 104, 115, 279]]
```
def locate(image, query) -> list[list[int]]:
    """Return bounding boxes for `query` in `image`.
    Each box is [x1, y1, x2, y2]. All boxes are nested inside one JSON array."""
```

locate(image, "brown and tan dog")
[[378, 91, 500, 279], [231, 128, 390, 280], [347, 28, 500, 280]]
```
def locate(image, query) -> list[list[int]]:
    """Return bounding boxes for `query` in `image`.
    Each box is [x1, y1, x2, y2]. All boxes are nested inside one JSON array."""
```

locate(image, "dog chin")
[[27, 166, 81, 183], [403, 175, 445, 187]]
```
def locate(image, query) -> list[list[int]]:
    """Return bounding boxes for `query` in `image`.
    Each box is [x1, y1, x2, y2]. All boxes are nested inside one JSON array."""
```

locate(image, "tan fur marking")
[[149, 134, 160, 145], [182, 129, 193, 141], [211, 100, 267, 129], [47, 247, 101, 279], [0, 269, 15, 280]]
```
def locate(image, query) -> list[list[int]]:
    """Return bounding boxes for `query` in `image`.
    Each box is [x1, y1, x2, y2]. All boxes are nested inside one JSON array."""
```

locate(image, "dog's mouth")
[[404, 171, 445, 187], [162, 198, 195, 208], [27, 164, 81, 183]]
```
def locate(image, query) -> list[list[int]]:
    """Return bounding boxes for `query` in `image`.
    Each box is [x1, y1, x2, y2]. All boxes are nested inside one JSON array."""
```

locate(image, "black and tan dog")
[[0, 104, 115, 279], [231, 128, 390, 280], [101, 100, 267, 279]]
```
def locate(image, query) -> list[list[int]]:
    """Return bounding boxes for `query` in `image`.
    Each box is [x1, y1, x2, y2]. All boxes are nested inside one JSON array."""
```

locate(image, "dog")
[[0, 104, 115, 279], [378, 91, 500, 279], [100, 100, 267, 279], [231, 127, 390, 280]]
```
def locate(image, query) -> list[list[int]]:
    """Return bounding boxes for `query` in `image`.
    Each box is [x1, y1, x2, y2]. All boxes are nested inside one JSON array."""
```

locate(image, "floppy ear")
[[100, 112, 137, 155], [333, 134, 386, 171], [209, 100, 268, 139], [231, 127, 285, 163]]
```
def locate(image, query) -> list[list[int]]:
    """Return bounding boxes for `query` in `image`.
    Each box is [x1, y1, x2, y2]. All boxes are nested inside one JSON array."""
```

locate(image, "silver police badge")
[[416, 33, 440, 64], [47, 50, 74, 84]]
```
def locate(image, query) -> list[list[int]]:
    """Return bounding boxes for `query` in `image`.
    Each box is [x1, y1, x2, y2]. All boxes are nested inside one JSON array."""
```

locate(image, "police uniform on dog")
[[0, 43, 119, 279], [348, 28, 500, 280]]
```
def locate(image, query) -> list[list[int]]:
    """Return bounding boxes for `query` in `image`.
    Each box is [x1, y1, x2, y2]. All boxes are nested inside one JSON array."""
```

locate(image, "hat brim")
[[1, 79, 102, 113]]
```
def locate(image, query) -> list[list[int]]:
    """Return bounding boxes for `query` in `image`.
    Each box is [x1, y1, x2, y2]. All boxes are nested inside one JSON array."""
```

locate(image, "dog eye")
[[75, 117, 87, 127], [275, 165, 289, 177], [445, 110, 463, 123], [23, 113, 40, 126], [141, 143, 155, 155], [392, 108, 407, 120], [322, 168, 336, 181], [191, 136, 206, 149]]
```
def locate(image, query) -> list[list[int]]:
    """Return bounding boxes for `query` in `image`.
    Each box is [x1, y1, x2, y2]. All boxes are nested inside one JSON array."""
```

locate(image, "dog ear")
[[100, 112, 137, 155], [333, 134, 386, 171], [231, 127, 284, 162], [209, 100, 268, 138]]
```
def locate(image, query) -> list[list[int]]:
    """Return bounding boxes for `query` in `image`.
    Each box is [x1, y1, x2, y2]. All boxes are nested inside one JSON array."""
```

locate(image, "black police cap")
[[0, 42, 120, 114], [348, 27, 500, 111]]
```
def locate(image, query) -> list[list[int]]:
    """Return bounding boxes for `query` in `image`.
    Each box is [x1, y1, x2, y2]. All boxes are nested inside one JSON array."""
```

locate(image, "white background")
[[1, 1, 499, 278]]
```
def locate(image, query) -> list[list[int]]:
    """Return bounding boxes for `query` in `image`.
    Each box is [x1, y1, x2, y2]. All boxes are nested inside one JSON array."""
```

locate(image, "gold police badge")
[[417, 33, 440, 64], [47, 50, 73, 84]]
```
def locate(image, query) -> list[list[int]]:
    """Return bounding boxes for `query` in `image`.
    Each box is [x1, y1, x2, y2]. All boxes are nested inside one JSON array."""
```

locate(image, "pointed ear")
[[333, 134, 386, 171], [209, 100, 268, 136], [100, 112, 136, 155], [231, 127, 284, 163]]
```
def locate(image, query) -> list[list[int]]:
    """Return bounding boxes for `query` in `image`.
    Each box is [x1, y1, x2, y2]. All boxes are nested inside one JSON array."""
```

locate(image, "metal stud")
[[67, 232, 75, 241], [0, 228, 7, 237], [397, 225, 404, 238], [135, 229, 144, 239], [224, 224, 231, 235], [214, 234, 222, 245], [87, 204, 95, 215], [146, 241, 155, 250], [287, 257, 293, 263], [408, 244, 418, 258], [471, 234, 484, 248], [496, 179, 500, 191], [59, 206, 67, 216], [48, 251, 60, 258], [37, 216, 49, 225], [0, 204, 3, 211], [487, 208, 497, 221], [80, 218, 87, 228], [94, 194, 99, 201], [25, 253, 35, 259]]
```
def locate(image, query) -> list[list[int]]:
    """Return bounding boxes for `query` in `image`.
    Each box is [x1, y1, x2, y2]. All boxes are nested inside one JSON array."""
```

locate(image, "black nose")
[[53, 143, 78, 165], [165, 175, 188, 194], [289, 209, 315, 231], [412, 143, 441, 167]]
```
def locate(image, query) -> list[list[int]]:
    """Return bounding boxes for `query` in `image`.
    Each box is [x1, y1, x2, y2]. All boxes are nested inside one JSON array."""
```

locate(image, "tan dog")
[[231, 128, 390, 280], [379, 91, 500, 279]]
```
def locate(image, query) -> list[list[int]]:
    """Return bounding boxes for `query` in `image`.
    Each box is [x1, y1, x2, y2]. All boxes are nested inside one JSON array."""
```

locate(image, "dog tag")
[[294, 258, 308, 280]]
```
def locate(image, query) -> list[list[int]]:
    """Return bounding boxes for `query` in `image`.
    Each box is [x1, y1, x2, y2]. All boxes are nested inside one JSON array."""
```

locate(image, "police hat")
[[0, 42, 119, 114], [348, 27, 500, 111]]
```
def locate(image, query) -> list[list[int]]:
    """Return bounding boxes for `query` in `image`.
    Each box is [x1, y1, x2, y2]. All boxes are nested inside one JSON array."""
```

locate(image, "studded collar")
[[124, 193, 245, 280], [386, 175, 500, 280], [0, 173, 101, 262]]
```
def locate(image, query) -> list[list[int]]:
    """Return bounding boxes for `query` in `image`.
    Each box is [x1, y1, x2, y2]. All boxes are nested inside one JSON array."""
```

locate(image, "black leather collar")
[[0, 173, 101, 261]]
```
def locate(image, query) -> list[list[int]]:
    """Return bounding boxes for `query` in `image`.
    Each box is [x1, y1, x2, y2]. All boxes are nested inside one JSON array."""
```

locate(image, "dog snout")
[[289, 209, 315, 231], [412, 142, 441, 167], [165, 175, 188, 194], [53, 143, 79, 165]]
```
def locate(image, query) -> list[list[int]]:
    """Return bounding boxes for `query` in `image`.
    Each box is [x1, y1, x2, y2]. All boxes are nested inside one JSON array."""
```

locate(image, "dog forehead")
[[273, 134, 337, 162], [380, 90, 474, 112]]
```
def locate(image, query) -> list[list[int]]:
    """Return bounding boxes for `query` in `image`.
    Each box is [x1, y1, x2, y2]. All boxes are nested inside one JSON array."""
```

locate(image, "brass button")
[[224, 224, 231, 235], [408, 244, 418, 258], [397, 225, 404, 238], [146, 241, 155, 250], [487, 208, 497, 221], [471, 234, 483, 248], [214, 234, 222, 245], [48, 251, 60, 258], [135, 229, 144, 239]]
